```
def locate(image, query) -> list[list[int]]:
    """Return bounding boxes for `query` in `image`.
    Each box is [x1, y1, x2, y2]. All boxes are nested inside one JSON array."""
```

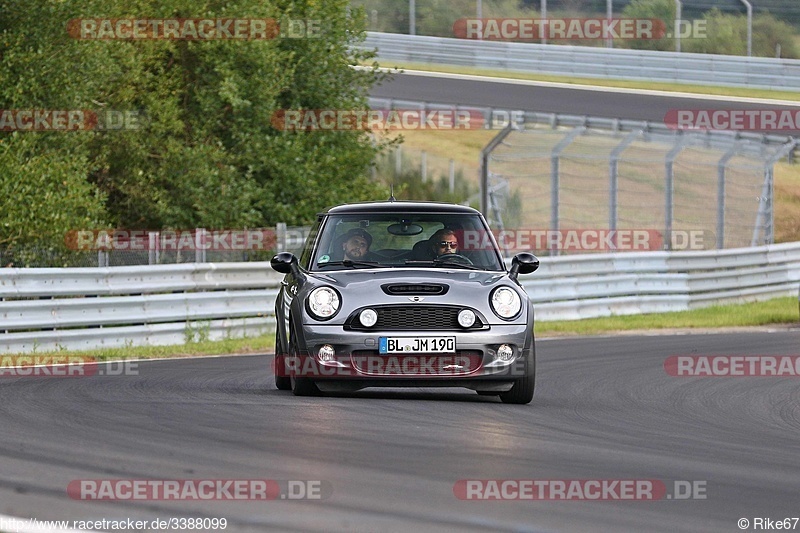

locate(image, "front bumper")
[[287, 322, 533, 386]]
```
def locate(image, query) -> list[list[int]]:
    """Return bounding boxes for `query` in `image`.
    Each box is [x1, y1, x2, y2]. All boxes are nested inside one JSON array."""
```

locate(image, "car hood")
[[308, 268, 507, 289]]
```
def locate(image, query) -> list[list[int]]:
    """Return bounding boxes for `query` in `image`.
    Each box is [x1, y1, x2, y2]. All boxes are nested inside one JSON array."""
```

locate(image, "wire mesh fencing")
[[484, 114, 796, 255]]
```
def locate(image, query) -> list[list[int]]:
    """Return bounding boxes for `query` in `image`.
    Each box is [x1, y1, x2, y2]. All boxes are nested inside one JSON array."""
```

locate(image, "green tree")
[[1, 0, 389, 260], [620, 0, 675, 51], [681, 9, 799, 58]]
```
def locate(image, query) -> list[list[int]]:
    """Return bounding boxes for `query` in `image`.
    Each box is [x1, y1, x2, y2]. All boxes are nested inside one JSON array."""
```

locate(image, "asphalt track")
[[1, 331, 799, 532], [369, 70, 800, 134]]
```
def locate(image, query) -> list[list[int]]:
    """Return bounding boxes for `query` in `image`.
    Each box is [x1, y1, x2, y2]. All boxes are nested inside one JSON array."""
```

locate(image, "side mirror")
[[270, 252, 298, 274], [509, 252, 539, 281]]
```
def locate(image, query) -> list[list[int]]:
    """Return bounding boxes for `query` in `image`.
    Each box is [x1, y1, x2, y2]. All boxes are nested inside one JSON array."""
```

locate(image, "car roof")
[[319, 200, 481, 216]]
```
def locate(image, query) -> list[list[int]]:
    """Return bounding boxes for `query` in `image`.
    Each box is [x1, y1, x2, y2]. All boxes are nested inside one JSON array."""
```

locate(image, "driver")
[[430, 228, 459, 258], [341, 228, 373, 261]]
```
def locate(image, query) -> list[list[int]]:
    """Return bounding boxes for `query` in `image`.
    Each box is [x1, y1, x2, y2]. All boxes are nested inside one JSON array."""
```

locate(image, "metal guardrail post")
[[195, 228, 207, 263], [664, 140, 687, 251], [276, 222, 287, 253], [148, 231, 160, 265], [550, 126, 586, 255], [541, 0, 547, 45], [395, 145, 402, 177], [480, 122, 515, 217], [754, 139, 799, 246], [717, 144, 742, 249], [609, 130, 642, 233], [740, 0, 752, 57]]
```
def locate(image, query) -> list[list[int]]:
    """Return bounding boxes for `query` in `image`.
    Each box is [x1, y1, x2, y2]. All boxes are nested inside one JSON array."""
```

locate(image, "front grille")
[[347, 305, 485, 331]]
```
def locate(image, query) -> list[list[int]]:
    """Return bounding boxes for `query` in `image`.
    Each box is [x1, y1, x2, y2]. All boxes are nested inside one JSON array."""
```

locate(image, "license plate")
[[379, 336, 456, 354]]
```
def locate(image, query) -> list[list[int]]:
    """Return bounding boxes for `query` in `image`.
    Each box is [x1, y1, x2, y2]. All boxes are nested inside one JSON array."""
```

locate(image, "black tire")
[[499, 347, 535, 405], [274, 330, 291, 391], [288, 326, 321, 397]]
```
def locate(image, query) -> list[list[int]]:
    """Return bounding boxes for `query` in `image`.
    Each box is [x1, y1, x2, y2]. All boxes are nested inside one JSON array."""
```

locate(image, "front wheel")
[[499, 373, 534, 404], [291, 374, 321, 396], [289, 327, 320, 397], [499, 347, 535, 405], [274, 331, 291, 391]]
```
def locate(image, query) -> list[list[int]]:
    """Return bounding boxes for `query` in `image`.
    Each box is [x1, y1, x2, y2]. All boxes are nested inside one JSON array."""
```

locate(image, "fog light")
[[457, 309, 476, 328], [317, 344, 336, 362], [360, 308, 378, 328], [497, 344, 514, 361]]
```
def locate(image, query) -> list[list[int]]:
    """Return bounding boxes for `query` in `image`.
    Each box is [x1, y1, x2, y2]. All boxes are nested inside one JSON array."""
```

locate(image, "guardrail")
[[525, 242, 800, 320], [361, 32, 800, 92], [1, 242, 798, 354], [0, 264, 283, 354]]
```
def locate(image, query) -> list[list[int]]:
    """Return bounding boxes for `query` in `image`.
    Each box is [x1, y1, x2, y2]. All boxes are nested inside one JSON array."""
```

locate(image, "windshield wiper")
[[317, 260, 385, 269]]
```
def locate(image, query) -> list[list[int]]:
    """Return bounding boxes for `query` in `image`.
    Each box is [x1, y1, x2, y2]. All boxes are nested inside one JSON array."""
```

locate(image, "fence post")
[[754, 139, 798, 246], [449, 159, 455, 194], [664, 140, 686, 251], [276, 222, 287, 252], [395, 146, 402, 177], [609, 130, 642, 234], [195, 228, 207, 263], [717, 144, 742, 249], [550, 126, 586, 255], [480, 123, 516, 218], [421, 150, 427, 182], [148, 231, 160, 265]]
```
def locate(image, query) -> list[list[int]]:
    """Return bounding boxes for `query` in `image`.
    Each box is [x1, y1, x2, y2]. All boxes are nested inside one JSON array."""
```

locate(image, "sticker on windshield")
[[318, 254, 330, 264]]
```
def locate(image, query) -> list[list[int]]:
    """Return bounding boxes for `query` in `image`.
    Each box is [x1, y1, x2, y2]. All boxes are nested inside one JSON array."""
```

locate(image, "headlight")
[[307, 286, 340, 320], [490, 287, 522, 319]]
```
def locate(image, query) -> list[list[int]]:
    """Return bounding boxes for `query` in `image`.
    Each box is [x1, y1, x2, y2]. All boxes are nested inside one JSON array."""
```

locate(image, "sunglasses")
[[438, 241, 458, 249]]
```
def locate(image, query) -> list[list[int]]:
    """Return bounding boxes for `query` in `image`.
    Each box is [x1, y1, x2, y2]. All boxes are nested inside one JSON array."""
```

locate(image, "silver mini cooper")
[[271, 200, 539, 404]]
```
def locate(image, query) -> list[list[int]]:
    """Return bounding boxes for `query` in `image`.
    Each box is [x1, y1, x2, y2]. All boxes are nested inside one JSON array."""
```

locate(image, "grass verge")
[[21, 335, 277, 363], [535, 296, 798, 337], [2, 297, 796, 361]]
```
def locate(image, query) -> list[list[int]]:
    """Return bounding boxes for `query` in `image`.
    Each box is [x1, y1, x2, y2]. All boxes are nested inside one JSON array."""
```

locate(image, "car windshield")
[[310, 212, 505, 271]]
